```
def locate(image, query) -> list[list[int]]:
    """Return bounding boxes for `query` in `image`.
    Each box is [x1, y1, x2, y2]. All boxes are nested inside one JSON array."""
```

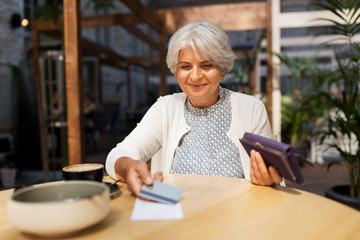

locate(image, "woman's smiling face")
[[176, 46, 225, 108]]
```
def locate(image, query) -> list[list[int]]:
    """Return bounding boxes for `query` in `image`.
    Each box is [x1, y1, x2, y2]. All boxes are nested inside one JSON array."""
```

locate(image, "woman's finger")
[[250, 150, 262, 184], [127, 161, 152, 196], [254, 151, 271, 180], [154, 171, 164, 182], [251, 150, 278, 186], [269, 166, 282, 184]]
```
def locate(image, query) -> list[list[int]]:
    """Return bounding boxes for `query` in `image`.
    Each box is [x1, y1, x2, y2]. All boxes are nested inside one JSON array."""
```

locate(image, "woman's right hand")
[[250, 150, 282, 186], [114, 157, 163, 196]]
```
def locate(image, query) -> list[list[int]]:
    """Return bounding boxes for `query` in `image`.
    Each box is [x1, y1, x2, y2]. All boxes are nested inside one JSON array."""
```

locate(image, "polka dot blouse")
[[171, 87, 244, 178]]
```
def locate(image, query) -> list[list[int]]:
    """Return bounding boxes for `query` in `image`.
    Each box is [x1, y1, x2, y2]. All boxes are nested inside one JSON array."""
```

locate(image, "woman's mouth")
[[189, 83, 207, 88]]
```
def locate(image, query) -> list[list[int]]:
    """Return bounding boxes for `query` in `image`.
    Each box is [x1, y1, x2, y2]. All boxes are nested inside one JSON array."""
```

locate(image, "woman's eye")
[[202, 64, 214, 69], [180, 65, 191, 69]]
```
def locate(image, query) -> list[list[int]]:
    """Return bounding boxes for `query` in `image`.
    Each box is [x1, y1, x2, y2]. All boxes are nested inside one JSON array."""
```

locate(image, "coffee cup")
[[62, 163, 104, 182]]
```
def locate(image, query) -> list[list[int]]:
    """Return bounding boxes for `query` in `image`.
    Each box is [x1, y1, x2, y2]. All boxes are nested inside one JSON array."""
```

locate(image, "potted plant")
[[310, 0, 360, 209]]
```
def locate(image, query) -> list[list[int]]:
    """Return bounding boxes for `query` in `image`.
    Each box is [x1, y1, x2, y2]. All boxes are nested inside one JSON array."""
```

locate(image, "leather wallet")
[[240, 132, 314, 185]]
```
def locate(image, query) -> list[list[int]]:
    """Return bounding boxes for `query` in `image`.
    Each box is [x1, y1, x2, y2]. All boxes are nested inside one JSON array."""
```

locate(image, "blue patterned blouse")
[[171, 87, 244, 178]]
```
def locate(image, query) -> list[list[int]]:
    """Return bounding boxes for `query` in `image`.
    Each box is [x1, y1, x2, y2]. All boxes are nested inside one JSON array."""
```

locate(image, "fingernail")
[[145, 176, 152, 184]]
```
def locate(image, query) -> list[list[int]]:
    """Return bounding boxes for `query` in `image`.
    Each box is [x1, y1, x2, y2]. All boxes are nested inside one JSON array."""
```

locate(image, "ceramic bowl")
[[62, 163, 104, 182], [7, 181, 110, 237]]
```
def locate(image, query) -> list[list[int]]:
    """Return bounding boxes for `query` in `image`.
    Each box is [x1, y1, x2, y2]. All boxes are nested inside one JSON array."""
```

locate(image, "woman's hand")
[[250, 150, 282, 186], [114, 157, 163, 196]]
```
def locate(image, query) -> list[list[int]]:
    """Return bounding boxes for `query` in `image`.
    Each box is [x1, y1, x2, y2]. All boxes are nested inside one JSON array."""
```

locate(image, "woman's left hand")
[[250, 150, 282, 185]]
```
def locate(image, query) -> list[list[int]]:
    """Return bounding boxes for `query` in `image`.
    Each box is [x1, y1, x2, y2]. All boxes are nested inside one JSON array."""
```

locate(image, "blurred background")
[[0, 0, 358, 204]]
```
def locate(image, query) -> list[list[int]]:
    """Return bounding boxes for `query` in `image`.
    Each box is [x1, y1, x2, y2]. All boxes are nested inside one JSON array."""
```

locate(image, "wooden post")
[[159, 32, 167, 96], [270, 0, 282, 140], [63, 0, 85, 165], [266, 2, 273, 128], [32, 24, 50, 181]]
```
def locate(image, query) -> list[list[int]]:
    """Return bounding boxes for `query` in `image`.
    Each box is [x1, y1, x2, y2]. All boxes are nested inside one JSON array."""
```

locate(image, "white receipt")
[[131, 198, 184, 221]]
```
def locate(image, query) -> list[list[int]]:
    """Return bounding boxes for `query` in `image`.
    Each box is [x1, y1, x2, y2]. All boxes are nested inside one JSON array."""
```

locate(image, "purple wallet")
[[240, 132, 314, 185]]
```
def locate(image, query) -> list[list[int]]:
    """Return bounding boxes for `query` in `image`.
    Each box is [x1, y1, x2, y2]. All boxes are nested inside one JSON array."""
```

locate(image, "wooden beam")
[[99, 58, 129, 71], [39, 28, 151, 69], [158, 2, 269, 33], [121, 0, 164, 33], [233, 50, 255, 60], [33, 20, 60, 32], [31, 24, 50, 182], [42, 29, 129, 65], [82, 13, 143, 28], [33, 13, 144, 32], [266, 2, 273, 128], [122, 25, 159, 50], [255, 29, 266, 49], [81, 38, 127, 62], [84, 14, 159, 49], [251, 30, 265, 92], [34, 2, 270, 33], [33, 14, 159, 52], [63, 0, 85, 165], [83, 37, 149, 67], [126, 55, 159, 64]]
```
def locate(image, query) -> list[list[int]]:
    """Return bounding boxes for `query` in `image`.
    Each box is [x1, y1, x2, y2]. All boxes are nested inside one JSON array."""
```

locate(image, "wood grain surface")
[[1, 174, 359, 240]]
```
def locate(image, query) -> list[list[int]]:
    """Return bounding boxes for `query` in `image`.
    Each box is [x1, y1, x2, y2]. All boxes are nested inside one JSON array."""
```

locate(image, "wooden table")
[[1, 174, 360, 239]]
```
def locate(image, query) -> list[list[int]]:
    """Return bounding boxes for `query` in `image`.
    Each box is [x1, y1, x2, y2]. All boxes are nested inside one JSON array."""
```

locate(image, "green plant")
[[281, 95, 309, 145], [311, 0, 360, 198], [274, 53, 326, 145], [227, 49, 261, 95]]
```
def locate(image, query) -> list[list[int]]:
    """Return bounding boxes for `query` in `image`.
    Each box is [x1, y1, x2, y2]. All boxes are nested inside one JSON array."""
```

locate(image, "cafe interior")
[[0, 0, 359, 239]]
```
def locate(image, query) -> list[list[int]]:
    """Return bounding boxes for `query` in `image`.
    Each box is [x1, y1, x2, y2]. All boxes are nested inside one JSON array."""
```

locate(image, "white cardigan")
[[105, 90, 273, 181]]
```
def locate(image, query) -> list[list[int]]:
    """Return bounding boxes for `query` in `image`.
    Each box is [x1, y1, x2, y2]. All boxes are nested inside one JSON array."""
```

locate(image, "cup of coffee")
[[62, 163, 104, 182]]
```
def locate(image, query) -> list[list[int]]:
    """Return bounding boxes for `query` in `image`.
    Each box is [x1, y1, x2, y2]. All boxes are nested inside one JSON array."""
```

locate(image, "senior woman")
[[106, 21, 282, 196]]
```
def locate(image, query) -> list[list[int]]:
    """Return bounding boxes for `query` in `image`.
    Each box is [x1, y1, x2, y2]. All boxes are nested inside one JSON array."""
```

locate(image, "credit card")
[[139, 181, 184, 205]]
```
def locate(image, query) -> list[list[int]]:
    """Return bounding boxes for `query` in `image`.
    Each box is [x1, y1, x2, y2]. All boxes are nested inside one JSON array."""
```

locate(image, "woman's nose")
[[190, 67, 202, 81]]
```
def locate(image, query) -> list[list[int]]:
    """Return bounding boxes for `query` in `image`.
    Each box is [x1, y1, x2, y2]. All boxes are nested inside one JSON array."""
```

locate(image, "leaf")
[[326, 161, 342, 171], [312, 3, 347, 22], [312, 18, 346, 29], [349, 22, 360, 35], [349, 5, 360, 22]]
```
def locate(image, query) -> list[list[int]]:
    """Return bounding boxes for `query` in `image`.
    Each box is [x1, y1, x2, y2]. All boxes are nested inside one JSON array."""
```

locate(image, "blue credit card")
[[139, 181, 184, 205]]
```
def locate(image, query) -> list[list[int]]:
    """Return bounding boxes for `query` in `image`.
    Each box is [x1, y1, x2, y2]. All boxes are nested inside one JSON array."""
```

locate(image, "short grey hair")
[[166, 21, 236, 75]]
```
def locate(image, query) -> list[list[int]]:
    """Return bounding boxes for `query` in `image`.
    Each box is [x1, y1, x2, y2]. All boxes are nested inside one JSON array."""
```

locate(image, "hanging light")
[[10, 12, 29, 29], [21, 18, 29, 27]]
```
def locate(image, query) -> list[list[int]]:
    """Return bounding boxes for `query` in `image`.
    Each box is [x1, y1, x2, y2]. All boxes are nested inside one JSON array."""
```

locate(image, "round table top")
[[0, 174, 359, 239]]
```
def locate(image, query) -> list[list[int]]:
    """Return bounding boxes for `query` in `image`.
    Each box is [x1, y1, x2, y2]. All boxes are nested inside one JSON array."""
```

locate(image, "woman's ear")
[[222, 71, 227, 80]]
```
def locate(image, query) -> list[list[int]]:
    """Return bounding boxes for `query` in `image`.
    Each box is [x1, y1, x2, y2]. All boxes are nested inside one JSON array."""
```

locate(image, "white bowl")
[[7, 181, 110, 237]]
